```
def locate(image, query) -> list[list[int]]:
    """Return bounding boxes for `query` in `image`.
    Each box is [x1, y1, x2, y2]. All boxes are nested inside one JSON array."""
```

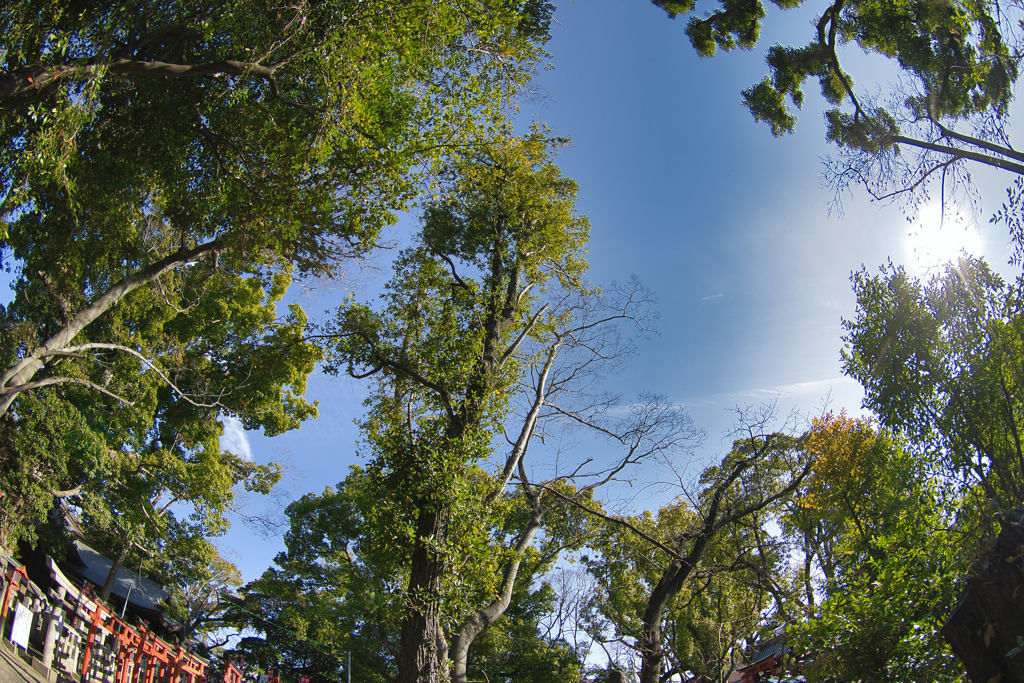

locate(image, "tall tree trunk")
[[638, 527, 719, 683], [450, 508, 543, 683], [638, 558, 689, 683], [633, 442, 809, 683], [398, 503, 451, 683], [941, 510, 1024, 682], [395, 221, 525, 683]]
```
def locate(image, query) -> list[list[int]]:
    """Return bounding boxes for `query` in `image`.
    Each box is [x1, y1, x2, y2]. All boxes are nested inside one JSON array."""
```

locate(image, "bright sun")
[[905, 203, 983, 275]]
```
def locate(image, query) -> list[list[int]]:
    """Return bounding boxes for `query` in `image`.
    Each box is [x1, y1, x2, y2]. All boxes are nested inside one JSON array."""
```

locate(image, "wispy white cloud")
[[682, 376, 865, 412], [701, 293, 724, 301], [220, 415, 254, 461], [730, 378, 852, 401], [823, 297, 843, 310], [667, 376, 871, 450], [598, 380, 851, 423]]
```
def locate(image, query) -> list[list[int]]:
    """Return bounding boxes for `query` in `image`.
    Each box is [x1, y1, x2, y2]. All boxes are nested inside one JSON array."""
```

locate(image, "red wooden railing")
[[75, 594, 209, 683], [2, 557, 233, 683]]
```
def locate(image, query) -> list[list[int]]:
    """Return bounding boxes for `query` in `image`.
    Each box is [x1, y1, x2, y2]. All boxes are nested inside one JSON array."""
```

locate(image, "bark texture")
[[0, 59, 278, 99], [398, 505, 452, 683], [941, 510, 1024, 682], [450, 507, 543, 683]]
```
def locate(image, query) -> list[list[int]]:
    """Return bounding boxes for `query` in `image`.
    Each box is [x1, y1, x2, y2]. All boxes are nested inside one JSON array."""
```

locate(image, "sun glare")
[[905, 203, 983, 275]]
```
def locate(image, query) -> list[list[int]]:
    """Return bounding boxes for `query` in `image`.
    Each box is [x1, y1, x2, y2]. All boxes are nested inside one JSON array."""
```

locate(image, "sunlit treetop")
[[0, 0, 555, 263], [653, 0, 1017, 136]]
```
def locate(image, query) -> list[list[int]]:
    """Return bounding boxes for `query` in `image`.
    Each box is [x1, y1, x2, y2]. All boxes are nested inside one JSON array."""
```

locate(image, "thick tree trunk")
[[638, 559, 688, 683], [638, 523, 718, 683], [398, 503, 451, 683], [634, 439, 809, 683], [941, 510, 1024, 682], [394, 232, 525, 683]]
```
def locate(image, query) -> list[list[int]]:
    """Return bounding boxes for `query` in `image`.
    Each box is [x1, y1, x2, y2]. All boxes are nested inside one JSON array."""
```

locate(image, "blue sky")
[[217, 0, 1020, 579]]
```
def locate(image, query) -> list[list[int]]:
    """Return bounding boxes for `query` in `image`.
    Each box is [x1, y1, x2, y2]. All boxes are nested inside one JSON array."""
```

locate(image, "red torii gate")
[[222, 658, 244, 683], [0, 563, 30, 620]]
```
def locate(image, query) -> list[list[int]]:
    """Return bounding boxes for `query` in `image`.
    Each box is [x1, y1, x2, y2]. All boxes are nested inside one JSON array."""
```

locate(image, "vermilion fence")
[[1, 555, 210, 683]]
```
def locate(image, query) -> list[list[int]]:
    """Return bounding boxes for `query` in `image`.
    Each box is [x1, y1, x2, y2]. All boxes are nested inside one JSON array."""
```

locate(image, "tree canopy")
[[784, 413, 965, 681], [843, 257, 1024, 512], [8, 2, 1024, 682], [319, 130, 598, 682], [0, 0, 556, 647], [1, 0, 553, 415]]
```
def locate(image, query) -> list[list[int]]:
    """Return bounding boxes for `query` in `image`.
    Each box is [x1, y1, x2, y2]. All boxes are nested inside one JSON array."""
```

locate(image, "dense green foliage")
[[0, 0, 551, 246], [584, 501, 781, 681], [844, 258, 1024, 513], [580, 424, 811, 683], [0, 0, 555, 651], [231, 130, 700, 683], [230, 467, 586, 683], [786, 414, 966, 682], [0, 257, 309, 576]]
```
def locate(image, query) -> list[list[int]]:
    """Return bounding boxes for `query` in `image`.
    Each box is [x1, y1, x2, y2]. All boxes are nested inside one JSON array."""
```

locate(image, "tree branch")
[[891, 134, 1024, 175], [45, 342, 224, 408], [0, 59, 280, 99], [0, 238, 224, 415]]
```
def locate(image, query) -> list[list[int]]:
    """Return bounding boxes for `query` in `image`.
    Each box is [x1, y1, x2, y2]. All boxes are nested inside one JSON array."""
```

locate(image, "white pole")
[[120, 582, 132, 619]]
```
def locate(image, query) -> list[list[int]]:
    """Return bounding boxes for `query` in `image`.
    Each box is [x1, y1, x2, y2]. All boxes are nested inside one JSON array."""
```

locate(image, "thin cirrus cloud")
[[730, 377, 856, 402], [220, 414, 254, 461], [672, 376, 869, 450], [682, 376, 865, 413]]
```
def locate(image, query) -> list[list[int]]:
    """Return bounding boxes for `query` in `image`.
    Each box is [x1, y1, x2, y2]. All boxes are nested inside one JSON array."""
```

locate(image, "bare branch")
[[4, 375, 135, 405], [48, 342, 225, 408], [0, 238, 223, 415]]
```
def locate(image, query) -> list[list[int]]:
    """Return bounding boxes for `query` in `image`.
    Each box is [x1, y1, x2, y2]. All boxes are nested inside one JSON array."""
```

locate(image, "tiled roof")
[[752, 639, 786, 663], [67, 540, 168, 613]]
